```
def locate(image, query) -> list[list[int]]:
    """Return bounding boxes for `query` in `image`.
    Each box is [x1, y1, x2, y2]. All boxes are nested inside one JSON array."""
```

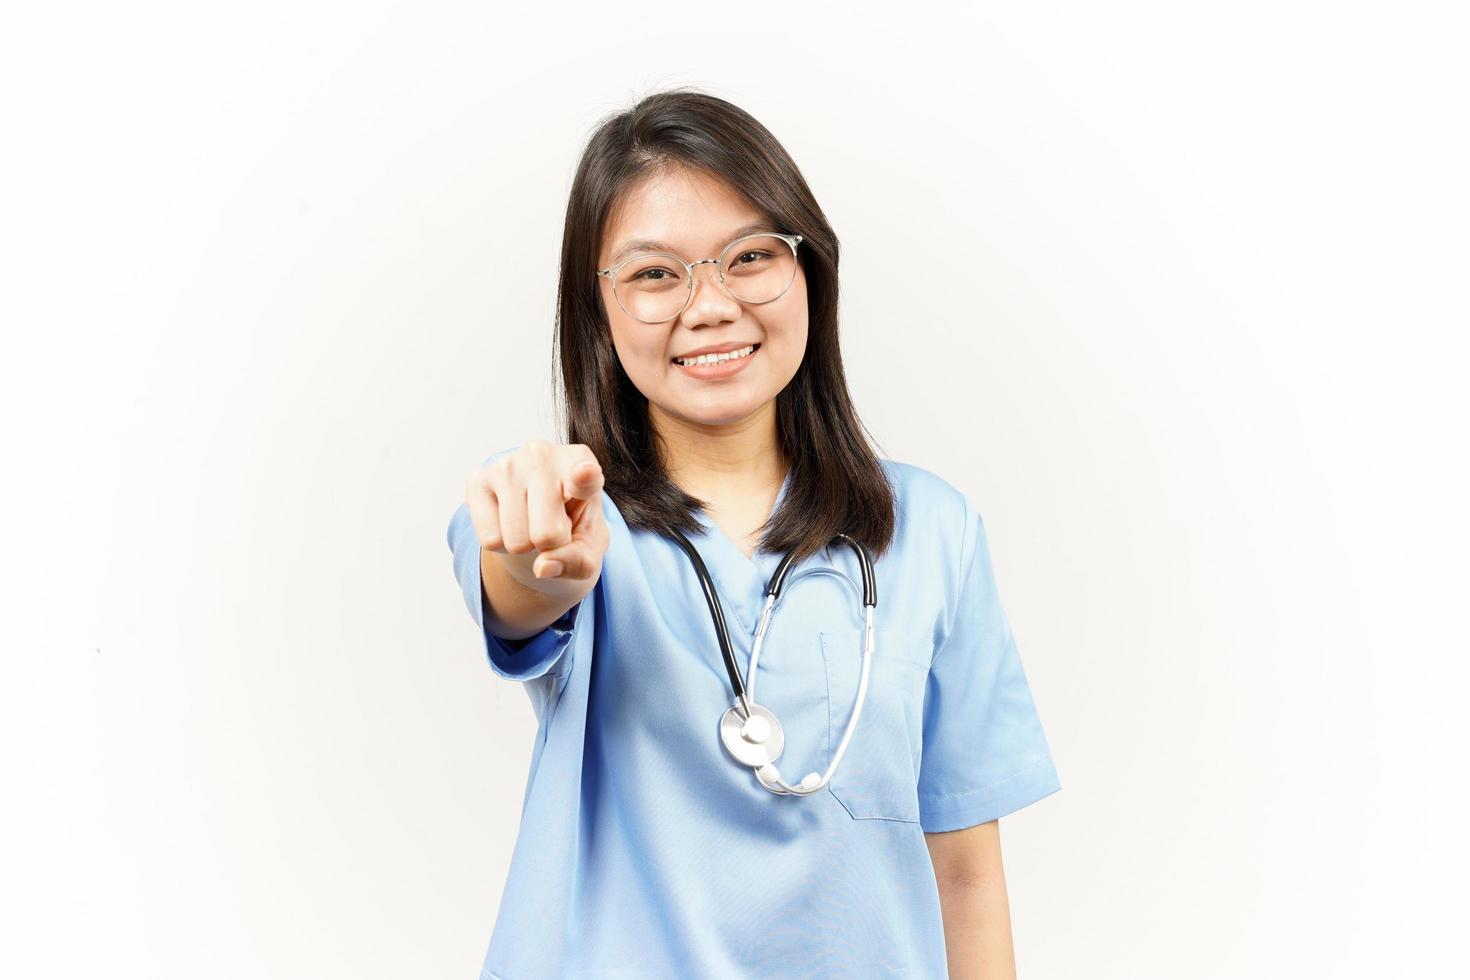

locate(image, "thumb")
[[533, 539, 602, 581]]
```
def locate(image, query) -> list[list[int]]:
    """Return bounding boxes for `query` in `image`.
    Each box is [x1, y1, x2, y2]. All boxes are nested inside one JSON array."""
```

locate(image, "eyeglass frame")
[[595, 231, 805, 324]]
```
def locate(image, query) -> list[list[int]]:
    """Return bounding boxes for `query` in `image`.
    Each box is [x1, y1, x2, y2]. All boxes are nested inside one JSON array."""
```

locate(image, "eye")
[[731, 250, 772, 266], [630, 267, 678, 282]]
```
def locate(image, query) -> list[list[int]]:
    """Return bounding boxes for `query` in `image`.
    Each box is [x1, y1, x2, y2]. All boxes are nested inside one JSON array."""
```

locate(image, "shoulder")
[[878, 456, 974, 525], [876, 457, 979, 572]]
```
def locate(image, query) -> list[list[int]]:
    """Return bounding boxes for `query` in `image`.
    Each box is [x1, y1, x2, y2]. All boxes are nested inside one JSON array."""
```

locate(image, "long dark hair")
[[554, 87, 896, 565]]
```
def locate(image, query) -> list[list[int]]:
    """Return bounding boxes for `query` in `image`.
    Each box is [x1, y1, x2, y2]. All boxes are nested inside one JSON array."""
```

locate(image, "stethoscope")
[[664, 527, 878, 797]]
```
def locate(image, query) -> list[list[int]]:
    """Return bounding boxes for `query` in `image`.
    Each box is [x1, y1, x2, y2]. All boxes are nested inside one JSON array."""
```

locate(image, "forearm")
[[934, 873, 1016, 980]]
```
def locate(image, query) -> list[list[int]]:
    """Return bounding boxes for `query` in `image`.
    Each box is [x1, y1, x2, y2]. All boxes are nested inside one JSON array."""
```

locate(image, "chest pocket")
[[820, 628, 931, 823]]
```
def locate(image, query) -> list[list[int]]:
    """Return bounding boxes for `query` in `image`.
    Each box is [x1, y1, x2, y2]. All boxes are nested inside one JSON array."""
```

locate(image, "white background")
[[3, 1, 1466, 977]]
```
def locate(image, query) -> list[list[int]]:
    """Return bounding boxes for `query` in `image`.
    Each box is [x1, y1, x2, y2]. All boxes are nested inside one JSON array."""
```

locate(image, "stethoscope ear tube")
[[666, 527, 879, 706], [767, 532, 877, 608]]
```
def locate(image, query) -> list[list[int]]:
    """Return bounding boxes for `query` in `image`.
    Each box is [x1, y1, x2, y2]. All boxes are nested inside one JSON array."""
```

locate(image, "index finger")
[[561, 451, 604, 525], [563, 458, 604, 499]]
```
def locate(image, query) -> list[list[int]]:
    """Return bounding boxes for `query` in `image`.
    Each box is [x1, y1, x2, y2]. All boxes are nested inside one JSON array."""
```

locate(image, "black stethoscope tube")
[[664, 527, 878, 705]]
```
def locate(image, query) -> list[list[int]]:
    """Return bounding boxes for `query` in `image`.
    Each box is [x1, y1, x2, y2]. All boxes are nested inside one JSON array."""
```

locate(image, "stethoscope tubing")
[[664, 524, 879, 797], [664, 529, 876, 703], [664, 526, 754, 714]]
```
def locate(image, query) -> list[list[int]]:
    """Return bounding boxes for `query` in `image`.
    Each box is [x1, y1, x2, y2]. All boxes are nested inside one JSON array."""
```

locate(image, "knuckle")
[[530, 529, 566, 552], [510, 453, 546, 481]]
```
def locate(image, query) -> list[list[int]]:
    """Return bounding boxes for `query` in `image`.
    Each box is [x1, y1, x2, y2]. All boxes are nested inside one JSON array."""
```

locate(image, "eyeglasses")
[[596, 232, 804, 324]]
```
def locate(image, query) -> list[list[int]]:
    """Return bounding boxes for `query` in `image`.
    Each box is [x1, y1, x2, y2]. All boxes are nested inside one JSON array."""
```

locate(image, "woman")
[[447, 89, 1061, 979]]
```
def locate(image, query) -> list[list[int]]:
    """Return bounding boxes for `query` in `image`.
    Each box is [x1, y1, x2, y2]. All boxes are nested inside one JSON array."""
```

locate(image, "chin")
[[669, 394, 768, 427]]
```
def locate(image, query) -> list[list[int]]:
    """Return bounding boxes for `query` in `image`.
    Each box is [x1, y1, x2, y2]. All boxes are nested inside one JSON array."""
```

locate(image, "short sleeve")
[[445, 447, 585, 682], [916, 504, 1061, 832]]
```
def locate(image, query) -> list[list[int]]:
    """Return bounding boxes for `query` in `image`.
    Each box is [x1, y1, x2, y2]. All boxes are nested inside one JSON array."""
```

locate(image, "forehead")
[[602, 166, 769, 261]]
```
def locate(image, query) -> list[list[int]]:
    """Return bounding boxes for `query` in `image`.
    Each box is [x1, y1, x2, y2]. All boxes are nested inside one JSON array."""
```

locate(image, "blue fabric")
[[446, 446, 1061, 979]]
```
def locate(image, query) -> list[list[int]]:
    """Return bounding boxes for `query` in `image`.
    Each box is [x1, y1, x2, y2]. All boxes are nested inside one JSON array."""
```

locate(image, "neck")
[[651, 400, 786, 498]]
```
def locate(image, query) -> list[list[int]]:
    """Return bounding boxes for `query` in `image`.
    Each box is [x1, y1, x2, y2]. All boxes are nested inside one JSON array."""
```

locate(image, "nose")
[[680, 259, 741, 326]]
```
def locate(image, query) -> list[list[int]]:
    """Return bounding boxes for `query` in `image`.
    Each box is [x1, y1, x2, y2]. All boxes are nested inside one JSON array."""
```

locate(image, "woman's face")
[[596, 166, 808, 428]]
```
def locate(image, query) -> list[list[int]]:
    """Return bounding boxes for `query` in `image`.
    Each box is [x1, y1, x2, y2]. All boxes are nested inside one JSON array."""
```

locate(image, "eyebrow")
[[608, 221, 773, 264]]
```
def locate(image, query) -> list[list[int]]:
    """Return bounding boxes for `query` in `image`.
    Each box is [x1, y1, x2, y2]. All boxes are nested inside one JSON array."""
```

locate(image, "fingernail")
[[537, 559, 564, 578]]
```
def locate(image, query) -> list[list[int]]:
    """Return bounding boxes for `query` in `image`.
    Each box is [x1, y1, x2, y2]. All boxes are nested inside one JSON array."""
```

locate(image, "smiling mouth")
[[670, 343, 761, 366]]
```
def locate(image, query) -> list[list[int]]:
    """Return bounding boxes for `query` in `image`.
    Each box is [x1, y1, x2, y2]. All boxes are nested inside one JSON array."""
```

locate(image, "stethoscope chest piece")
[[718, 702, 784, 768]]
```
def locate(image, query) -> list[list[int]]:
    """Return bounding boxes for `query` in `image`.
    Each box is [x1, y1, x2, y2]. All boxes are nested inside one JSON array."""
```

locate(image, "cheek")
[[769, 276, 809, 349], [779, 268, 808, 325], [607, 323, 668, 386]]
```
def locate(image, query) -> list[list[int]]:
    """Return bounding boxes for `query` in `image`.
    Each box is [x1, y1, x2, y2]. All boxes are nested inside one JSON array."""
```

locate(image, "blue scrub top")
[[447, 446, 1061, 979]]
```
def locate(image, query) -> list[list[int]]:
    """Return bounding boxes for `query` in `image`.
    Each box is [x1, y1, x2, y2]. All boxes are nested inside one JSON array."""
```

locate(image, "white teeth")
[[675, 344, 756, 367]]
